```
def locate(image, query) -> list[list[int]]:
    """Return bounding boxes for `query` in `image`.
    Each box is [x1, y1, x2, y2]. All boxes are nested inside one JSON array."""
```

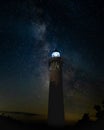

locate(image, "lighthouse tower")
[[48, 50, 64, 126]]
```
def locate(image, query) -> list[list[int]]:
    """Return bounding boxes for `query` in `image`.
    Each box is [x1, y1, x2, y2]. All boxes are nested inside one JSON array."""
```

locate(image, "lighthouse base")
[[48, 81, 64, 126]]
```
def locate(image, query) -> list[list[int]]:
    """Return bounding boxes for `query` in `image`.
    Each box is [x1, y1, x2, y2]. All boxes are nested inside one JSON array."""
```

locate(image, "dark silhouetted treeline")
[[75, 100, 104, 130], [0, 101, 104, 130]]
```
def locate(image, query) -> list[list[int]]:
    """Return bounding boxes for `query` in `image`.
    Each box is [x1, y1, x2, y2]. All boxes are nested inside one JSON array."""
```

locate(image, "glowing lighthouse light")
[[52, 51, 60, 58]]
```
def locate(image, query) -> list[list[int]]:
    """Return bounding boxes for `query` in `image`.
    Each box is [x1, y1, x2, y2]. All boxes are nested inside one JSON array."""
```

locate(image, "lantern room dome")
[[52, 50, 60, 57]]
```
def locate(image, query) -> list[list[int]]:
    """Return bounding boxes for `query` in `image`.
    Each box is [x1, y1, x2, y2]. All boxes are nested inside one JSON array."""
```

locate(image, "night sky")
[[0, 0, 104, 122]]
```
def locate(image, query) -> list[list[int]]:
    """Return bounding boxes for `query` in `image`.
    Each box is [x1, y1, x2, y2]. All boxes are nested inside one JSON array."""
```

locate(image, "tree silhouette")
[[93, 101, 104, 130], [94, 103, 104, 122], [102, 100, 104, 109], [81, 113, 90, 122], [94, 105, 102, 121], [76, 112, 92, 129]]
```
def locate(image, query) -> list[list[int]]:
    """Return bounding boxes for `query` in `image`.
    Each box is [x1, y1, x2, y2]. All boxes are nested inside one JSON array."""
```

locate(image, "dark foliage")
[[0, 101, 104, 130]]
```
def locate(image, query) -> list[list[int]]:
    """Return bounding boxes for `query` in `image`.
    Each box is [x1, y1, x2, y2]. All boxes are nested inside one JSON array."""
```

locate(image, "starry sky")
[[0, 0, 104, 122]]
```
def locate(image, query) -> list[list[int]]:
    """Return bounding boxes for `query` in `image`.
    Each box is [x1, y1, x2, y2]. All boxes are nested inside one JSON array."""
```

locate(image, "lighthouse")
[[48, 50, 64, 126]]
